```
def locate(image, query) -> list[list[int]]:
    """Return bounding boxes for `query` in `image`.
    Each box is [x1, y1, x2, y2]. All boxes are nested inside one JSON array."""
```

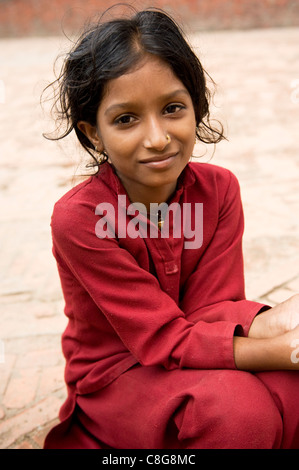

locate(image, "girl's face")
[[79, 55, 196, 208]]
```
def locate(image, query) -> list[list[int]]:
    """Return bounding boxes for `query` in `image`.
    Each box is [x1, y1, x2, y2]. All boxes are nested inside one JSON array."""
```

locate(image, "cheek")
[[176, 121, 196, 148], [175, 111, 196, 139], [103, 131, 133, 157], [104, 133, 139, 169], [107, 127, 149, 168]]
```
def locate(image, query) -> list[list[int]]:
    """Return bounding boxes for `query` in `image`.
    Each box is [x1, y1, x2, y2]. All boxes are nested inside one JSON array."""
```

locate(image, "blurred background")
[[0, 0, 299, 449], [1, 0, 299, 36]]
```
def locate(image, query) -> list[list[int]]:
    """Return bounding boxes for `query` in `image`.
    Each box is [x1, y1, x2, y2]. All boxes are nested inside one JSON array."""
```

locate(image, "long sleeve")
[[179, 168, 266, 336]]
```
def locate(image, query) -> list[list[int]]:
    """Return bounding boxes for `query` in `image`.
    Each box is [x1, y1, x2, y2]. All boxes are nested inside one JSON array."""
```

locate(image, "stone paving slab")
[[0, 27, 299, 449]]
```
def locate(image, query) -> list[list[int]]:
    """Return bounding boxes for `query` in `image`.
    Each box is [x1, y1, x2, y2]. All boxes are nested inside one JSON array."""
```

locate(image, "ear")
[[77, 121, 103, 152]]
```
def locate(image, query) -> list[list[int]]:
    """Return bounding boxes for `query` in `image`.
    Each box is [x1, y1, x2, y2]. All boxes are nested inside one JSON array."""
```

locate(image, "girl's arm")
[[179, 168, 267, 334], [234, 294, 299, 370], [52, 168, 299, 373]]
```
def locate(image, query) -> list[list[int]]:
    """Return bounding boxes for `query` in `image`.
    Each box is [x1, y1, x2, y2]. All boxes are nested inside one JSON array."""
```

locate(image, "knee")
[[215, 371, 282, 448], [178, 370, 282, 449]]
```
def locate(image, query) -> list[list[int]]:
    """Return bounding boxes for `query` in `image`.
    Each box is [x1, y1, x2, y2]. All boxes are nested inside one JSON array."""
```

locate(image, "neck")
[[124, 181, 177, 213]]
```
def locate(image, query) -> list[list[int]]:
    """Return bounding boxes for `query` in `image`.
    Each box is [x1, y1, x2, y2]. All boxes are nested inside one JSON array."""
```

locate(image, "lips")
[[140, 152, 178, 166]]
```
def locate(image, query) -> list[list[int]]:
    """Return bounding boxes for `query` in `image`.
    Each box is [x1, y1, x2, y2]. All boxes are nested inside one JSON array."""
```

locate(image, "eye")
[[114, 115, 136, 126], [164, 104, 185, 115]]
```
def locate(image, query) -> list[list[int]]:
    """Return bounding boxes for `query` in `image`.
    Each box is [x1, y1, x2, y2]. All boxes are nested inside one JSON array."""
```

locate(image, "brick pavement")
[[0, 27, 299, 449]]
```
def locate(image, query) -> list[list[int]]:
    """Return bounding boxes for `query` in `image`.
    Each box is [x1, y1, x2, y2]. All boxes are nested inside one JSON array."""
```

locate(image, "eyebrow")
[[104, 89, 190, 116]]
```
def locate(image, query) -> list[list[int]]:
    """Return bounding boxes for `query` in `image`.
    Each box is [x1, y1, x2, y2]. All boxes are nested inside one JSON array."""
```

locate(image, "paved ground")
[[0, 27, 298, 449]]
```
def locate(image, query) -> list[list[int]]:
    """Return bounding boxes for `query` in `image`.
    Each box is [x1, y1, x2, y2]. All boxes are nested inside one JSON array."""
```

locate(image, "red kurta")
[[44, 162, 299, 449]]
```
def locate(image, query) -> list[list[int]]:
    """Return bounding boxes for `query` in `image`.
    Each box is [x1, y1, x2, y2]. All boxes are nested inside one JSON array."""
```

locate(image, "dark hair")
[[43, 7, 225, 171]]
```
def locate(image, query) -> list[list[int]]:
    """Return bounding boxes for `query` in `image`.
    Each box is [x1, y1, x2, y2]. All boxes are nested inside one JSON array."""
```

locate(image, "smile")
[[140, 153, 178, 169]]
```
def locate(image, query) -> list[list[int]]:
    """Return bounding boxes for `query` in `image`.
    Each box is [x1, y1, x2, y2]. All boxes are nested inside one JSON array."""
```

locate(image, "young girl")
[[44, 8, 299, 449]]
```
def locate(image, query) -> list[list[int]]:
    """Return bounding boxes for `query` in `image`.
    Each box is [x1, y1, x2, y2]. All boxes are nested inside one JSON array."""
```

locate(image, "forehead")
[[100, 55, 189, 111]]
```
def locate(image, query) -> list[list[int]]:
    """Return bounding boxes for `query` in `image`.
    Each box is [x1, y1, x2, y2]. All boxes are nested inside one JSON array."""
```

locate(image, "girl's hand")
[[285, 324, 299, 367], [234, 324, 299, 371], [248, 294, 299, 339]]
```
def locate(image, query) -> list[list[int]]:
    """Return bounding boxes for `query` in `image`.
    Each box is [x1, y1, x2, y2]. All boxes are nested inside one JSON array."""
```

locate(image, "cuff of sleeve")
[[240, 301, 271, 337], [181, 321, 240, 370]]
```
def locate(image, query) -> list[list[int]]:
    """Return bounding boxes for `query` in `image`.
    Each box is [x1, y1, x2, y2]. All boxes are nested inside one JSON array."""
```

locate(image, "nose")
[[143, 117, 169, 151]]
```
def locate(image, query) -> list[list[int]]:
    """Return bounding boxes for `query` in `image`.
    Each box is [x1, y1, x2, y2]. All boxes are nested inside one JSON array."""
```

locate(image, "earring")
[[95, 146, 108, 164]]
